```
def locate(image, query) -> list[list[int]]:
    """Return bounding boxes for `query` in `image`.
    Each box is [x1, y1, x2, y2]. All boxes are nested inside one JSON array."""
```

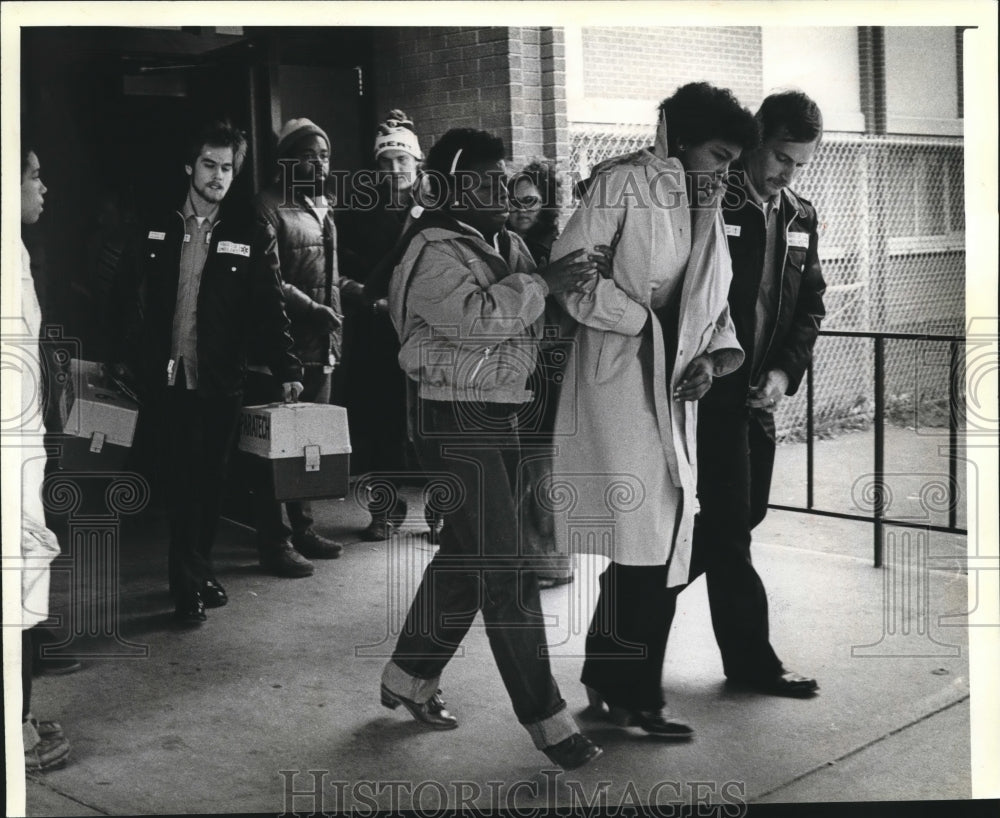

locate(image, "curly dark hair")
[[757, 90, 824, 143], [658, 82, 759, 155]]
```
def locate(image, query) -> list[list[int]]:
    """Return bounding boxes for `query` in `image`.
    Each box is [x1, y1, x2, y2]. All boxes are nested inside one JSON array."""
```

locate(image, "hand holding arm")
[[537, 248, 599, 295]]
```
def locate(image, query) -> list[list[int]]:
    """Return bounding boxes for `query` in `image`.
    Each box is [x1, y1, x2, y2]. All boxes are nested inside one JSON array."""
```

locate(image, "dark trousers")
[[392, 399, 566, 726], [517, 345, 572, 579], [689, 404, 783, 680], [243, 368, 331, 548], [581, 563, 679, 711], [164, 371, 241, 599]]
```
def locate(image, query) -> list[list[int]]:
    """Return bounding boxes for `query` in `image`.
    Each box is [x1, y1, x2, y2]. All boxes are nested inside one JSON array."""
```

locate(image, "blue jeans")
[[386, 398, 574, 748]]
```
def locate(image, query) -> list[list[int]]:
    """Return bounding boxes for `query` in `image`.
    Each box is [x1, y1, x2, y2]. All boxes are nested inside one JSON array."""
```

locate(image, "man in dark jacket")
[[337, 110, 425, 542], [693, 91, 827, 696], [119, 120, 303, 623], [250, 118, 347, 576]]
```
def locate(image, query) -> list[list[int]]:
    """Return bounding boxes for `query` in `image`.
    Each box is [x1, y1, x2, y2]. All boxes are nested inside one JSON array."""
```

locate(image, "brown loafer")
[[380, 685, 458, 730]]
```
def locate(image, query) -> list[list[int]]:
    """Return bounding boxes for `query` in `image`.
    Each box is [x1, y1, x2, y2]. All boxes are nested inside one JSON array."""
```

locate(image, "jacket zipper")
[[469, 346, 494, 383], [755, 201, 789, 382]]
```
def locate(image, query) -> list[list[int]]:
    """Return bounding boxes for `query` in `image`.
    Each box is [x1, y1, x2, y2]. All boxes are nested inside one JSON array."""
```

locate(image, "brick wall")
[[580, 26, 762, 107], [371, 27, 514, 154], [371, 27, 566, 172]]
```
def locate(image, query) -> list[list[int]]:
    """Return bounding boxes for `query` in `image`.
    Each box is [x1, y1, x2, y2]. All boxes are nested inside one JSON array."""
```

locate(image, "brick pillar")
[[858, 26, 886, 135], [540, 28, 569, 167]]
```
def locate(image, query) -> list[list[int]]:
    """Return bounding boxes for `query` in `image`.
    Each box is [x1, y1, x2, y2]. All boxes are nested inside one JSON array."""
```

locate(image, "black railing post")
[[874, 336, 886, 567], [807, 360, 815, 510], [767, 330, 967, 550], [948, 340, 960, 531]]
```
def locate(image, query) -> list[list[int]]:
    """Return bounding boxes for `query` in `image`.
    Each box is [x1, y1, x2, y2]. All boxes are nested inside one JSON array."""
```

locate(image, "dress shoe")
[[726, 670, 819, 698], [260, 541, 315, 577], [292, 529, 343, 559], [361, 518, 395, 541], [200, 578, 228, 608], [543, 733, 603, 770], [380, 684, 458, 730], [28, 717, 65, 741], [610, 708, 694, 739], [173, 593, 206, 624], [586, 686, 694, 740]]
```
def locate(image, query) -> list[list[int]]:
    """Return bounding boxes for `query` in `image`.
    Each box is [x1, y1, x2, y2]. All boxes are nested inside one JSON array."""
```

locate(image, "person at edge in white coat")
[[5, 144, 73, 773]]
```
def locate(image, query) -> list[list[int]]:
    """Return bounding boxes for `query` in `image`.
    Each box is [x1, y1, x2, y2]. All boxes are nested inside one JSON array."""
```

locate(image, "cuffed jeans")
[[383, 398, 576, 750]]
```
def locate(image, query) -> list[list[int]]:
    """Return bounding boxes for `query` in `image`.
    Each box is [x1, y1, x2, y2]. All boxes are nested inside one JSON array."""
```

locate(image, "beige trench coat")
[[550, 150, 743, 587]]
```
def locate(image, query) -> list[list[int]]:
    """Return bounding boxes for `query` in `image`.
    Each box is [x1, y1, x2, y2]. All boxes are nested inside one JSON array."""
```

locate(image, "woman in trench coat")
[[548, 82, 759, 736]]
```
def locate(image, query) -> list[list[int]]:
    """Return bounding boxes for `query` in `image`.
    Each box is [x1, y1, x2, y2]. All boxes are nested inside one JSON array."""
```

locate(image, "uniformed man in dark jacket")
[[118, 120, 303, 623], [692, 91, 827, 696], [249, 118, 348, 577]]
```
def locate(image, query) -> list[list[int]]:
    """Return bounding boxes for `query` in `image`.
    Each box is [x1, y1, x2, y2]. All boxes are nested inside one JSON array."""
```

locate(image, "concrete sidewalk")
[[20, 469, 973, 815]]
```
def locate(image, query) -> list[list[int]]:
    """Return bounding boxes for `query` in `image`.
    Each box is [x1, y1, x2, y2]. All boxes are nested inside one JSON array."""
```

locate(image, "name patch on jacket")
[[217, 241, 251, 257], [724, 224, 741, 238], [787, 231, 809, 249], [148, 231, 166, 240]]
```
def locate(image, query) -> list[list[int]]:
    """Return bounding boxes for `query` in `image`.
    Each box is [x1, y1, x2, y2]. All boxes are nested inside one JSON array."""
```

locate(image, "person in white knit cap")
[[373, 109, 422, 194], [339, 110, 441, 543]]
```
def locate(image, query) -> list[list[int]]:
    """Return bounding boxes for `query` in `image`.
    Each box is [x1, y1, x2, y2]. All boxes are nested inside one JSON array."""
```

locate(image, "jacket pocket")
[[594, 331, 642, 384], [786, 247, 807, 274], [467, 340, 535, 391]]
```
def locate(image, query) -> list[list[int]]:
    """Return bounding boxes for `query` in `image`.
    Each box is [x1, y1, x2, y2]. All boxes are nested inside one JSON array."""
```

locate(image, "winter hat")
[[276, 118, 330, 159], [374, 109, 423, 161]]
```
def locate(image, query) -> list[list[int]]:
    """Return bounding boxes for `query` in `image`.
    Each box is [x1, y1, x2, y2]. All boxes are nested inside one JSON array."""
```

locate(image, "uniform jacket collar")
[[730, 160, 808, 221]]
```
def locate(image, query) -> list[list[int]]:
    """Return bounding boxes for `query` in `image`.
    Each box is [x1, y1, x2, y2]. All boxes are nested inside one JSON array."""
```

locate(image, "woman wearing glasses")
[[506, 160, 582, 590]]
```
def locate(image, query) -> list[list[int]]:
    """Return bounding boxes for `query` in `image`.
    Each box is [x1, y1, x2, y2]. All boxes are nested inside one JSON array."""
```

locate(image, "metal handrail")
[[769, 329, 966, 567]]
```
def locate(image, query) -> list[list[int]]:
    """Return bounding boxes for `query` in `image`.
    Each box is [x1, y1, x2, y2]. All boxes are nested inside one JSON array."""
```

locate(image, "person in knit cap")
[[248, 117, 349, 578], [373, 109, 422, 194], [338, 110, 441, 542]]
